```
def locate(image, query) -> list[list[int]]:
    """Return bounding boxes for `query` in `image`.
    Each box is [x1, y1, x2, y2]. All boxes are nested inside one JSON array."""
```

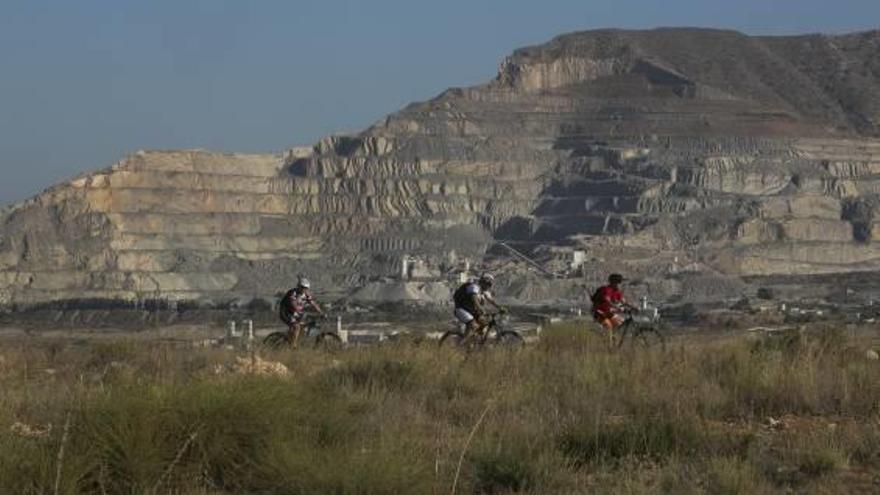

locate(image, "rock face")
[[2, 28, 880, 309]]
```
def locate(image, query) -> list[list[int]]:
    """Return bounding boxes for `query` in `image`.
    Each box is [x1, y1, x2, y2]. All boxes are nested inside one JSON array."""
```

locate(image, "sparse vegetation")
[[1, 324, 879, 494]]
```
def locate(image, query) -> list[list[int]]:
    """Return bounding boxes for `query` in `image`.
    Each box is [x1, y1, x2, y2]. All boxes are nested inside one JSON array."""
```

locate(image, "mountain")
[[2, 28, 880, 310]]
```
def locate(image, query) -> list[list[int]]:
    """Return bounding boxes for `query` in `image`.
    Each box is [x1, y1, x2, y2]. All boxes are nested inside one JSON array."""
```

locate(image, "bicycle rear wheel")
[[315, 332, 343, 351], [262, 332, 291, 350], [438, 331, 465, 348]]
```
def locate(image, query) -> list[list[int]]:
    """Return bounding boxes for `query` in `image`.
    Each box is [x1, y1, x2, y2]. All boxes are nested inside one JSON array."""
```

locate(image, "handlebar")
[[305, 313, 331, 324], [612, 304, 638, 313]]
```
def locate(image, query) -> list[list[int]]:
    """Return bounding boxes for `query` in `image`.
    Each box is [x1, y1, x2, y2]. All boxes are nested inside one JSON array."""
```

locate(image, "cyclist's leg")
[[278, 317, 295, 348], [594, 314, 612, 345], [462, 319, 482, 347], [290, 316, 304, 349], [455, 308, 477, 342], [598, 314, 624, 346], [473, 315, 491, 344], [612, 314, 628, 346]]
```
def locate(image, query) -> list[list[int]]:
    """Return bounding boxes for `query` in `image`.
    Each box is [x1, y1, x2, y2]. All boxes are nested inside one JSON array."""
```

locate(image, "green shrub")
[[536, 322, 596, 355], [2, 328, 879, 494], [471, 448, 541, 494], [797, 449, 842, 478], [84, 340, 143, 371], [706, 457, 771, 495], [321, 355, 419, 393], [559, 416, 702, 466]]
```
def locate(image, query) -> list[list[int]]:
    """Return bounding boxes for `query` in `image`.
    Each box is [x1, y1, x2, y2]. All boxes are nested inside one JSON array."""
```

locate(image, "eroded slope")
[[2, 28, 880, 308]]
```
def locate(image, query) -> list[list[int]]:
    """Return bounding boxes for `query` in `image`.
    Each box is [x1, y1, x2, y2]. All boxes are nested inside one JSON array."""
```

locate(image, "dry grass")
[[1, 324, 879, 494]]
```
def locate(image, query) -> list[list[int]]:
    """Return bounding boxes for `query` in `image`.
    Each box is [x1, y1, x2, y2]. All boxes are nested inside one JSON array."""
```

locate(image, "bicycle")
[[439, 312, 524, 349], [262, 316, 342, 351], [614, 305, 666, 349]]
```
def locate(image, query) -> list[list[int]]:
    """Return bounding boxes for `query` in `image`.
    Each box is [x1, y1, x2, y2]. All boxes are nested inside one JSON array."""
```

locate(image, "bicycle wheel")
[[495, 330, 525, 348], [438, 331, 465, 348], [637, 326, 666, 350], [315, 332, 343, 351], [615, 322, 633, 349], [262, 332, 291, 350]]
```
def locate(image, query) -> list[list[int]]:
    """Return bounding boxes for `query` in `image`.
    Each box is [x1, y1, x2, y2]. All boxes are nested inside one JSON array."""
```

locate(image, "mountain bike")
[[262, 316, 342, 351], [615, 305, 666, 349], [439, 312, 524, 349]]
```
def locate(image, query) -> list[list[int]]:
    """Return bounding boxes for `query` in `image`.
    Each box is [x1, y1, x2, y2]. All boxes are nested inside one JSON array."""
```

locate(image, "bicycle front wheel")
[[262, 332, 291, 351], [637, 326, 666, 350], [315, 332, 343, 352], [495, 330, 525, 348]]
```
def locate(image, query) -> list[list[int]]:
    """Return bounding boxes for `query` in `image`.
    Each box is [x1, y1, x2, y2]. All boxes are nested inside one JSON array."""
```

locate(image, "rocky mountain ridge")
[[2, 27, 880, 310]]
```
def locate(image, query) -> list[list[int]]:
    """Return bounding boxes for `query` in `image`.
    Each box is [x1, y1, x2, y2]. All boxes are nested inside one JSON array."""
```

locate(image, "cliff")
[[2, 28, 880, 308]]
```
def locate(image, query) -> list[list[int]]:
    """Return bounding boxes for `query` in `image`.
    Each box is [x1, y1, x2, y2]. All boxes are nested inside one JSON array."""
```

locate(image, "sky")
[[0, 0, 878, 206]]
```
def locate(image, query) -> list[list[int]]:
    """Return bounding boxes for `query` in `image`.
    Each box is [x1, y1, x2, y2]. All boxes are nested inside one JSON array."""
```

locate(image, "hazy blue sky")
[[1, 0, 878, 206]]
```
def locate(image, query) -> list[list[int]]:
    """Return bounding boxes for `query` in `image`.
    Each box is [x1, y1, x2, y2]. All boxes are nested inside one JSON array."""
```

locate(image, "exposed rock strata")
[[2, 28, 880, 308]]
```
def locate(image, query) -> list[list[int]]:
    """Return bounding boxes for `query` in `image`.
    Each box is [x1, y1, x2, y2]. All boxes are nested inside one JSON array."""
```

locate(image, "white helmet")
[[478, 273, 495, 286], [297, 277, 311, 289]]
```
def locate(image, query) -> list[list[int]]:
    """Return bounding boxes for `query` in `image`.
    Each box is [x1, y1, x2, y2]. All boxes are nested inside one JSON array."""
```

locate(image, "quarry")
[[1, 27, 880, 333], [7, 23, 880, 495]]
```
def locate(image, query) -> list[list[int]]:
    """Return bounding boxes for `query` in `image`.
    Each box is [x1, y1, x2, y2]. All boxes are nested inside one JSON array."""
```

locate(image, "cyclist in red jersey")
[[591, 273, 636, 336]]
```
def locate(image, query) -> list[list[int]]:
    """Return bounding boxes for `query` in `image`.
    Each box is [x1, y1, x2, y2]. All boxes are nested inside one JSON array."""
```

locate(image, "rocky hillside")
[[2, 28, 880, 309]]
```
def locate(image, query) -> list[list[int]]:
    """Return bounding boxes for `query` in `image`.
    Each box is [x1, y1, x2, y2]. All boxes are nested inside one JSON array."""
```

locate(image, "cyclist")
[[453, 273, 503, 340], [591, 273, 636, 340], [279, 277, 325, 349]]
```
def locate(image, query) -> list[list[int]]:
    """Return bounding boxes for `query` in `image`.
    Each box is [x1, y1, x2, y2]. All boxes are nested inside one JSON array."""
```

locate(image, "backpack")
[[590, 286, 604, 306], [453, 283, 474, 308]]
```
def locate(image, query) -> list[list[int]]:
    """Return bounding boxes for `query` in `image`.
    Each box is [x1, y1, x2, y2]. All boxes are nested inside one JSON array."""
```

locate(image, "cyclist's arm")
[[607, 298, 632, 314], [308, 297, 325, 316], [595, 300, 618, 319], [619, 296, 637, 311], [483, 292, 502, 312], [469, 293, 485, 316]]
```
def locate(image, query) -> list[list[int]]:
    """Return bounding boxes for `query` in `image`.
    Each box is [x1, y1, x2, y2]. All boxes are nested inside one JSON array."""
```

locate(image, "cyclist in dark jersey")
[[279, 277, 325, 349], [453, 273, 502, 338]]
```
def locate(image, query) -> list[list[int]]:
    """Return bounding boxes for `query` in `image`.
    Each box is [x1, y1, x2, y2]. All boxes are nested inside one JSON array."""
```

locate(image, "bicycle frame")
[[615, 306, 665, 349], [442, 312, 523, 349]]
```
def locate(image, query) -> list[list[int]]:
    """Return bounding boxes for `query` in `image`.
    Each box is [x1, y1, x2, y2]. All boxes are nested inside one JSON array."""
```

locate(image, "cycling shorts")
[[281, 312, 305, 326], [454, 308, 476, 324]]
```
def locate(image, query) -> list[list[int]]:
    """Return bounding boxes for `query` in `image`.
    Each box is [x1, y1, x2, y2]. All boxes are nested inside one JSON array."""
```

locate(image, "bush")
[[559, 416, 703, 466], [320, 354, 419, 393], [706, 457, 772, 495], [2, 327, 879, 493], [472, 448, 541, 494]]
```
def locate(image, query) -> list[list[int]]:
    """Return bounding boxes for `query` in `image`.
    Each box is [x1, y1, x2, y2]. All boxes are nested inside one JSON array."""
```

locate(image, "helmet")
[[297, 277, 311, 289], [608, 273, 624, 284], [478, 273, 495, 287]]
